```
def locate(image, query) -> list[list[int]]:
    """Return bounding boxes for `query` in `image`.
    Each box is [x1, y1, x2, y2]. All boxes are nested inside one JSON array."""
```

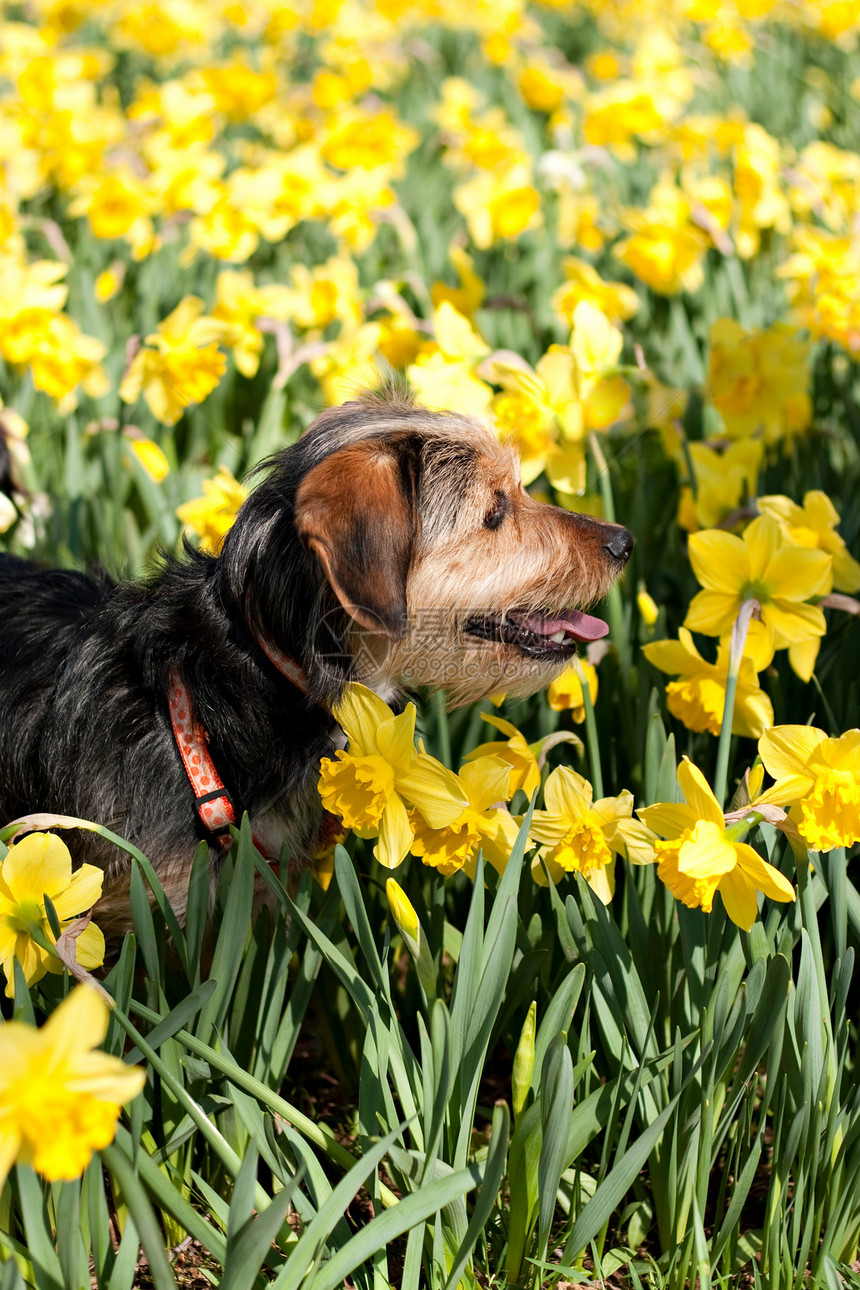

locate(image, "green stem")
[[577, 657, 603, 799], [713, 599, 757, 808], [432, 687, 452, 768]]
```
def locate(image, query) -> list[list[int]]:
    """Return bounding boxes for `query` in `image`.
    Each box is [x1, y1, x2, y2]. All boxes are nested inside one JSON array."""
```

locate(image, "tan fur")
[[295, 402, 631, 708]]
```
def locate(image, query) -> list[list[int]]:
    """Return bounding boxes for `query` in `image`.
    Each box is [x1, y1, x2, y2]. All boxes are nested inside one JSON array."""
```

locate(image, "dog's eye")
[[484, 491, 508, 530]]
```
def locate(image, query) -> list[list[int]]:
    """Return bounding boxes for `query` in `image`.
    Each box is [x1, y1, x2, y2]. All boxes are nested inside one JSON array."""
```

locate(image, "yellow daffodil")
[[684, 515, 832, 674], [0, 986, 145, 1188], [119, 296, 236, 426], [615, 181, 709, 296], [462, 713, 542, 800], [643, 627, 773, 738], [485, 345, 586, 488], [212, 270, 294, 378], [707, 319, 812, 445], [453, 163, 542, 249], [407, 303, 494, 416], [529, 767, 647, 903], [757, 491, 860, 594], [552, 256, 639, 329], [409, 755, 518, 877], [756, 726, 860, 853], [176, 465, 248, 555], [124, 432, 169, 483], [678, 440, 763, 533], [547, 660, 598, 723], [0, 833, 105, 999], [431, 246, 486, 319], [319, 684, 467, 869], [638, 758, 795, 930], [637, 589, 660, 627]]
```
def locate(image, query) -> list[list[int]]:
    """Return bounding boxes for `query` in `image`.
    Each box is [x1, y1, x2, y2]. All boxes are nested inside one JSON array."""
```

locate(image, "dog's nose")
[[604, 528, 634, 564]]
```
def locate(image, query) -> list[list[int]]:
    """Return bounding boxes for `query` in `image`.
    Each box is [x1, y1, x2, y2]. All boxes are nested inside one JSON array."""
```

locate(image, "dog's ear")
[[296, 441, 416, 640]]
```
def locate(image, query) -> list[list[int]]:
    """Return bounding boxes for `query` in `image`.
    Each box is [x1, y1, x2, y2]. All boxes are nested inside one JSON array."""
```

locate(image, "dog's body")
[[0, 392, 632, 929]]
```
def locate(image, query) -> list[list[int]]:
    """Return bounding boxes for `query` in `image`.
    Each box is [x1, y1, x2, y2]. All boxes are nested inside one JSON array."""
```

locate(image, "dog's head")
[[220, 389, 633, 707]]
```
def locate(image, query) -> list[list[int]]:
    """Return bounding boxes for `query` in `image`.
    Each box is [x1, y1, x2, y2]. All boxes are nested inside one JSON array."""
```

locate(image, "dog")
[[0, 388, 632, 932]]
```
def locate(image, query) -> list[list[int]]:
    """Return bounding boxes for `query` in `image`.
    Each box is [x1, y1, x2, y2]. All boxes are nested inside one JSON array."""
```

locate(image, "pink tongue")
[[521, 610, 609, 642]]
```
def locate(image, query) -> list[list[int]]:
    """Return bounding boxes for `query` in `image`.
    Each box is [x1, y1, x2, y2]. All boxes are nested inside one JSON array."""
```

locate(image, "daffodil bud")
[[748, 761, 764, 801], [637, 589, 659, 627], [512, 1001, 536, 1119], [385, 878, 436, 1000], [385, 877, 419, 945]]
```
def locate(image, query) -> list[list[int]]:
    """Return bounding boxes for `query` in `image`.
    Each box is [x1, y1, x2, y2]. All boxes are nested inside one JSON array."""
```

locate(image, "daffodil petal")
[[376, 796, 413, 869], [642, 636, 702, 675], [762, 601, 826, 649], [763, 546, 832, 600], [52, 864, 104, 919], [677, 759, 724, 825], [333, 684, 402, 756], [69, 923, 106, 971], [543, 766, 592, 819], [2, 833, 72, 903], [787, 637, 820, 682], [637, 803, 696, 839], [717, 865, 759, 931], [397, 755, 468, 828], [0, 1128, 21, 1192], [613, 818, 658, 864], [759, 725, 828, 778], [754, 774, 815, 808], [743, 515, 781, 581], [688, 530, 748, 594], [376, 708, 420, 769], [44, 984, 109, 1055], [735, 844, 795, 902], [458, 756, 513, 812], [587, 863, 615, 905], [684, 590, 738, 636]]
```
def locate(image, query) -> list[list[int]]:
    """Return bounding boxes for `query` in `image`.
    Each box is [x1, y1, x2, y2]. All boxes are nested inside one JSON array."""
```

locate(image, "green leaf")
[[101, 1146, 177, 1290], [538, 1034, 574, 1254], [444, 1103, 509, 1290]]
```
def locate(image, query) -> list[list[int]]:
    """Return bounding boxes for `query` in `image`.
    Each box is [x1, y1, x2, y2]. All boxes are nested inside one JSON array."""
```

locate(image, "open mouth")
[[463, 607, 609, 659]]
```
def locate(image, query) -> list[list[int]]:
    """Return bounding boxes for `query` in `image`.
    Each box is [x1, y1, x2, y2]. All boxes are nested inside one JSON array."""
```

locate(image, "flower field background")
[[2, 0, 860, 1285]]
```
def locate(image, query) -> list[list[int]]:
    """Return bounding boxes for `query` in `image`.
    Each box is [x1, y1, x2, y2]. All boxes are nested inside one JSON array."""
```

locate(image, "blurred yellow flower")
[[409, 755, 518, 877], [707, 319, 812, 444], [0, 986, 145, 1189], [454, 163, 542, 249], [319, 684, 467, 869], [177, 464, 247, 555], [616, 200, 709, 295], [678, 439, 763, 532], [0, 833, 105, 999], [487, 345, 583, 487], [125, 433, 169, 483], [757, 726, 860, 853], [212, 270, 294, 378], [431, 246, 486, 320], [547, 660, 598, 723], [120, 296, 235, 425], [552, 256, 639, 329], [639, 758, 795, 930], [94, 263, 125, 303], [462, 713, 542, 800], [643, 627, 773, 738], [757, 491, 860, 593]]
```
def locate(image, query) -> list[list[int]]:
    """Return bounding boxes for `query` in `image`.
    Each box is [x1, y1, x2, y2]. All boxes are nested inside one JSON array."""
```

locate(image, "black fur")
[[0, 403, 439, 929]]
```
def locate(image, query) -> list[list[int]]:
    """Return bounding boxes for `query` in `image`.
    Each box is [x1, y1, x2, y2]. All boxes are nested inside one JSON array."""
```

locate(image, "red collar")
[[168, 635, 311, 850]]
